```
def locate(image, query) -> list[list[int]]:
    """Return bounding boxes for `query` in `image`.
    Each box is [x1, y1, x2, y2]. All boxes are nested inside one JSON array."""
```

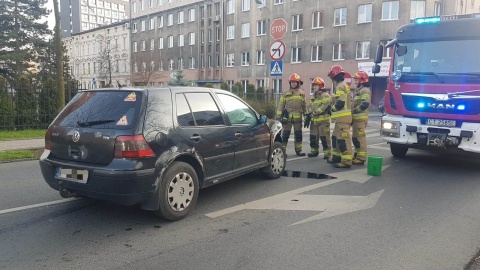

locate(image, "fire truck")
[[373, 14, 480, 157]]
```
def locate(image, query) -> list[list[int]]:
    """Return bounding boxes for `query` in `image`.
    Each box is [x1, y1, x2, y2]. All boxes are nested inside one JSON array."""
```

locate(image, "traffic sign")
[[270, 60, 283, 76], [269, 40, 286, 60], [270, 18, 287, 40], [344, 72, 352, 86]]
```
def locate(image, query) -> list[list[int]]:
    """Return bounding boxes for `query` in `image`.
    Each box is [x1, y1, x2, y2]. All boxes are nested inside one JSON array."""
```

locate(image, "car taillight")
[[114, 135, 156, 158], [45, 130, 51, 150]]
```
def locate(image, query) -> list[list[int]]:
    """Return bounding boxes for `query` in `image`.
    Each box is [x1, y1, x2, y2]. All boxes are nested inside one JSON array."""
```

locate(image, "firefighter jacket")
[[276, 88, 306, 122], [331, 81, 352, 124], [308, 90, 332, 124], [352, 86, 371, 122]]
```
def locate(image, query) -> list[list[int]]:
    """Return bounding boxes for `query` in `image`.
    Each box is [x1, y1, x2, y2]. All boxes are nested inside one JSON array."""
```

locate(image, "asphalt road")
[[2, 116, 480, 270]]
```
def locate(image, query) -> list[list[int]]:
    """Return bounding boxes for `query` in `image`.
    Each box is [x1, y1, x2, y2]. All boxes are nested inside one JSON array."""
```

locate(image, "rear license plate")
[[426, 119, 456, 127], [56, 167, 89, 184]]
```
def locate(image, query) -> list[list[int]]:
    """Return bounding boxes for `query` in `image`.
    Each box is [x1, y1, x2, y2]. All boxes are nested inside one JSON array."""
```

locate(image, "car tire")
[[260, 142, 286, 179], [390, 143, 408, 158], [154, 161, 199, 221]]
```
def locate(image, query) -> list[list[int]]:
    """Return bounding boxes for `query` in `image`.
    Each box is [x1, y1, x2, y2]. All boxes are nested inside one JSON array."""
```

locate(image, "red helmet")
[[354, 71, 369, 84], [289, 73, 303, 85], [311, 77, 325, 89], [328, 65, 345, 79]]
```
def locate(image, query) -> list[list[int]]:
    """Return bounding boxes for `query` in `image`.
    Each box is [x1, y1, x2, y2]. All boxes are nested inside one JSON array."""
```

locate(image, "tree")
[[220, 82, 229, 91], [0, 76, 15, 130], [38, 77, 59, 127], [0, 0, 51, 82], [15, 76, 38, 129], [168, 70, 191, 86], [131, 52, 160, 86]]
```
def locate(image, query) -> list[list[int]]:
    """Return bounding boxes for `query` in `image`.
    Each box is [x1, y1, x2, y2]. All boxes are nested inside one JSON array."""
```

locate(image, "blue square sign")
[[270, 60, 283, 77]]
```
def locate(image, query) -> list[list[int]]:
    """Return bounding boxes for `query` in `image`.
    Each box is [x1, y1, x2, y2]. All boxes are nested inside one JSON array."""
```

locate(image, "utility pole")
[[53, 0, 65, 109]]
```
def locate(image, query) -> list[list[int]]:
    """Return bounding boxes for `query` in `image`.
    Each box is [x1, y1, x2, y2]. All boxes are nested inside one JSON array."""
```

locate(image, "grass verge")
[[0, 130, 46, 140], [0, 148, 44, 161]]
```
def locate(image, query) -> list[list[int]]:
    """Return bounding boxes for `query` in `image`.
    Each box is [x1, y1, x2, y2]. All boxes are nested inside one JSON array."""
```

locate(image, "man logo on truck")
[[426, 103, 455, 110]]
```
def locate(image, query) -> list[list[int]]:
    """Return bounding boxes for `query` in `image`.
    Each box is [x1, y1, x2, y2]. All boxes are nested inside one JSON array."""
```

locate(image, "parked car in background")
[[39, 87, 286, 220]]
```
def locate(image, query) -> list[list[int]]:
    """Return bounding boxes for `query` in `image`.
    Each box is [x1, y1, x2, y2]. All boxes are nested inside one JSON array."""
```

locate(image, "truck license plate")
[[426, 119, 456, 127]]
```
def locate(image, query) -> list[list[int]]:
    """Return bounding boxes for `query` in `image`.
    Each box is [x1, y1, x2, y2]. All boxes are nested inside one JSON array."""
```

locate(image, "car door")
[[174, 92, 235, 180], [215, 93, 270, 172]]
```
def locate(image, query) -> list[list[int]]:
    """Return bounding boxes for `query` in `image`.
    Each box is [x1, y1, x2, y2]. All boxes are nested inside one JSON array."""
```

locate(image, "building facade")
[[61, 0, 129, 37], [128, 0, 476, 105], [64, 21, 131, 89]]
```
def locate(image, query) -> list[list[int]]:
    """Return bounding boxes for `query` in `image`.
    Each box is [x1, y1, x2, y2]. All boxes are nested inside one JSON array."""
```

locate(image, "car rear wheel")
[[154, 161, 199, 221], [261, 142, 286, 179], [390, 143, 408, 158]]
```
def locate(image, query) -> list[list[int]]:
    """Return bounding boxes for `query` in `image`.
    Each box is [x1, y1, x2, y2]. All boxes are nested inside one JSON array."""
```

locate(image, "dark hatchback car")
[[39, 87, 286, 220]]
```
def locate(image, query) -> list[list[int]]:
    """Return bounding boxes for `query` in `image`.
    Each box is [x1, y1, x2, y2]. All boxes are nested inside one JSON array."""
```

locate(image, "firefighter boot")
[[296, 151, 306, 157], [307, 153, 318, 157], [334, 163, 351, 168], [352, 159, 365, 165], [327, 155, 341, 164]]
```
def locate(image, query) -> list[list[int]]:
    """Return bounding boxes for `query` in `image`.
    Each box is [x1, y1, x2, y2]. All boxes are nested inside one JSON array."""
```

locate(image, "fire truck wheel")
[[390, 143, 408, 158]]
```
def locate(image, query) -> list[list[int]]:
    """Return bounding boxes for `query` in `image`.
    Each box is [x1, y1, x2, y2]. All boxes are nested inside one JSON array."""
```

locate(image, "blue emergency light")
[[414, 16, 441, 25], [417, 102, 425, 108], [457, 104, 466, 110]]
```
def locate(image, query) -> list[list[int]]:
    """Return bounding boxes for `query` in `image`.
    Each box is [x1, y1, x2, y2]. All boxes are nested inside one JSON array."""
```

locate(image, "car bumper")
[[39, 151, 158, 206]]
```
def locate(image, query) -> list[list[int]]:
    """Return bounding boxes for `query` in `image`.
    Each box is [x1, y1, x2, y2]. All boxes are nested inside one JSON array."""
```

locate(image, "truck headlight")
[[381, 120, 400, 138]]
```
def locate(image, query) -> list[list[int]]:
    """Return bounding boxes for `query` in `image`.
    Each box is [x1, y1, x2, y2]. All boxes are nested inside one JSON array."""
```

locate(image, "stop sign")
[[270, 18, 287, 40], [344, 72, 352, 86]]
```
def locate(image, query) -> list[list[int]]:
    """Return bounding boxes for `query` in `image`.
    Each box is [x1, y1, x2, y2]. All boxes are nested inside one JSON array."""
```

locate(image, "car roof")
[[81, 87, 231, 95]]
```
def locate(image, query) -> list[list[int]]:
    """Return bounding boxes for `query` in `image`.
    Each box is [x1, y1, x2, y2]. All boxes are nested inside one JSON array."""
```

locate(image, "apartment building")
[[61, 0, 129, 37], [64, 21, 131, 89], [129, 0, 476, 105]]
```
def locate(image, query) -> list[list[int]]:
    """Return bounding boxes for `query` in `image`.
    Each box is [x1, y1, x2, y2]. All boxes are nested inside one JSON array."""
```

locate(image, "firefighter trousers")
[[282, 121, 303, 152], [331, 122, 353, 166], [352, 120, 368, 162], [309, 122, 331, 157]]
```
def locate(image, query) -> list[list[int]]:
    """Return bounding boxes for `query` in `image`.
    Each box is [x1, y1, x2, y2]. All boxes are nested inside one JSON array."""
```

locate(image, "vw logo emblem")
[[72, 131, 80, 142]]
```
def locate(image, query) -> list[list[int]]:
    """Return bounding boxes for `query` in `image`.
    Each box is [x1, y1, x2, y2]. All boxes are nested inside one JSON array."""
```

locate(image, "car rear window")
[[52, 91, 142, 129]]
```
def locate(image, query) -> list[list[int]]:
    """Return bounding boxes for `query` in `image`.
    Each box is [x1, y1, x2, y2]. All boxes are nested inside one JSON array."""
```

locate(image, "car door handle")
[[234, 132, 242, 138], [190, 135, 201, 142]]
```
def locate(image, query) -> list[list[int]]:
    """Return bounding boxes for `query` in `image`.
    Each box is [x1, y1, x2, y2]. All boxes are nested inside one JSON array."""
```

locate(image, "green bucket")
[[367, 155, 383, 176]]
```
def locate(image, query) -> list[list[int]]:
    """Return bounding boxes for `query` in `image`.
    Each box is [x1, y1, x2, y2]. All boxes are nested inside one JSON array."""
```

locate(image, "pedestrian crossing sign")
[[270, 60, 283, 76]]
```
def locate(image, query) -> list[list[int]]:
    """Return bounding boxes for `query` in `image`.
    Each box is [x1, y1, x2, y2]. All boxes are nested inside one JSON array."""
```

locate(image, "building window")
[[200, 55, 205, 68], [333, 43, 346, 61], [167, 13, 173, 26], [158, 16, 164, 28], [274, 0, 283, 5], [140, 0, 144, 10], [207, 4, 212, 18], [150, 39, 155, 50], [291, 47, 301, 63], [358, 4, 372, 23], [201, 30, 205, 43], [356, 41, 370, 59], [189, 57, 195, 69], [208, 54, 212, 68], [380, 40, 393, 58], [241, 23, 250, 38], [241, 52, 250, 66], [189, 32, 195, 45], [168, 35, 173, 48], [158, 0, 163, 6], [141, 40, 146, 51], [158, 60, 163, 71], [434, 2, 441, 16], [141, 20, 146, 31], [257, 20, 266, 35], [216, 53, 220, 67], [133, 41, 137, 52], [256, 50, 265, 65], [226, 53, 234, 67], [334, 7, 347, 26], [410, 1, 425, 19], [273, 79, 282, 94], [159, 37, 164, 49], [208, 29, 212, 42], [241, 80, 248, 93], [178, 11, 184, 24], [256, 79, 265, 89], [292, 14, 303, 31], [382, 1, 399, 20], [132, 2, 136, 13], [149, 18, 155, 30], [169, 59, 174, 70], [178, 58, 184, 70], [312, 11, 324, 29], [227, 25, 235, 40], [311, 45, 322, 62], [242, 0, 250, 11], [178, 34, 184, 47], [189, 8, 195, 22], [216, 27, 220, 41], [227, 0, 235, 14]]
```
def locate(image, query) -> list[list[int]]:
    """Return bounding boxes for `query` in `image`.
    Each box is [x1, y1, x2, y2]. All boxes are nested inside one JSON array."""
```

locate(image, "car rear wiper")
[[77, 119, 116, 127], [403, 72, 444, 83]]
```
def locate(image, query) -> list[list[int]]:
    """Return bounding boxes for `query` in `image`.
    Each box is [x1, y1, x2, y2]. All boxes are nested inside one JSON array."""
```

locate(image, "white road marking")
[[0, 197, 81, 215]]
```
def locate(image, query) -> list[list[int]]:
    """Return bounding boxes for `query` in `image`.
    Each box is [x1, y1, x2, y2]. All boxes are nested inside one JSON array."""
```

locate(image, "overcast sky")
[[45, 0, 55, 30]]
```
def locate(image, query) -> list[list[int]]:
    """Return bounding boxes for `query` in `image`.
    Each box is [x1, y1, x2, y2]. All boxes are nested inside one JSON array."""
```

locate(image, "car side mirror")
[[260, 115, 267, 124]]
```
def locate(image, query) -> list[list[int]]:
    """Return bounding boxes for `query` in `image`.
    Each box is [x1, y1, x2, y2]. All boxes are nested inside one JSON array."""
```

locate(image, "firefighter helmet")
[[354, 71, 369, 84], [289, 73, 304, 85], [327, 65, 345, 79], [311, 77, 325, 89]]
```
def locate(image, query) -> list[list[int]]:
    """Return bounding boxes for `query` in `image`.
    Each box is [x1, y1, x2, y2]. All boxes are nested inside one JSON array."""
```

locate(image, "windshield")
[[393, 39, 480, 83]]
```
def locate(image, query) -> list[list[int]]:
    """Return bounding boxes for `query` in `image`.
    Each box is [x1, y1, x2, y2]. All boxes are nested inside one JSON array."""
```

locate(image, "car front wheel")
[[261, 142, 286, 179], [154, 161, 199, 221]]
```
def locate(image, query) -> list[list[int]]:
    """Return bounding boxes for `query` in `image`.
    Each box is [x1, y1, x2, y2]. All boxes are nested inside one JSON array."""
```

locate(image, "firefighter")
[[352, 71, 372, 165], [276, 73, 307, 156], [304, 77, 333, 159], [327, 65, 353, 168]]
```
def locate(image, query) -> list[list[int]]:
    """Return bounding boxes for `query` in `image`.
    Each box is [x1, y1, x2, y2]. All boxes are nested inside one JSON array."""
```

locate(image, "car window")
[[52, 91, 142, 129], [176, 94, 195, 126], [184, 92, 225, 126], [217, 94, 258, 125]]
